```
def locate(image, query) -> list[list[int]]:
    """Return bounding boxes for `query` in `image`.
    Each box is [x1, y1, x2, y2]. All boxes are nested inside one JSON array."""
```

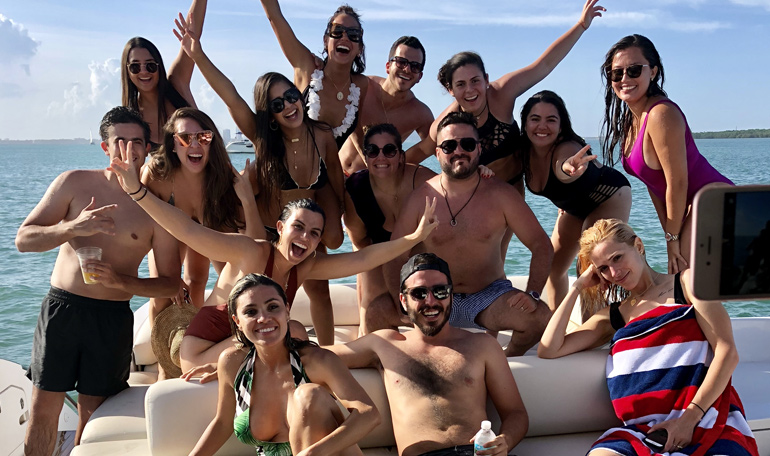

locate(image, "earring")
[[269, 120, 279, 131]]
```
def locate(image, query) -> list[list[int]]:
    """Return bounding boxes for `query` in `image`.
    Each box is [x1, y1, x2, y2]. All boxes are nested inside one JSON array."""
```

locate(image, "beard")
[[440, 153, 479, 180], [408, 301, 452, 337]]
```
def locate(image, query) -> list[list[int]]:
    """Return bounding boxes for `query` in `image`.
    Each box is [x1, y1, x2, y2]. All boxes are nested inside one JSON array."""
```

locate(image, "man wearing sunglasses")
[[339, 36, 434, 175], [328, 253, 527, 456], [386, 112, 553, 357], [16, 106, 181, 455]]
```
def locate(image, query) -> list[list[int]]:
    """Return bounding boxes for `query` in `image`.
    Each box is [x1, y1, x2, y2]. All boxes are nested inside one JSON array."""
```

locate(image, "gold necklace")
[[327, 74, 349, 101], [628, 273, 658, 306]]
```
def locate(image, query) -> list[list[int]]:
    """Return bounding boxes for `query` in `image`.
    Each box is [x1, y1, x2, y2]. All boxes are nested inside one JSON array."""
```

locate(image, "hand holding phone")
[[643, 429, 668, 451]]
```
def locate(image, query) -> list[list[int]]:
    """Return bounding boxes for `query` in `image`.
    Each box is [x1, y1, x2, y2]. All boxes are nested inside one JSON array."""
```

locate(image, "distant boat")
[[225, 131, 253, 154], [89, 130, 94, 145]]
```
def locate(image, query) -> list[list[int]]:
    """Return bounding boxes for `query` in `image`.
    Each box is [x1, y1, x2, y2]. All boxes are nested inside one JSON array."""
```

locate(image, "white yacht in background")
[[225, 130, 253, 154]]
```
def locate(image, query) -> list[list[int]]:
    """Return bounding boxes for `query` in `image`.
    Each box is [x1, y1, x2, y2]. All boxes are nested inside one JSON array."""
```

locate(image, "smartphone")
[[691, 185, 770, 300], [643, 429, 668, 451]]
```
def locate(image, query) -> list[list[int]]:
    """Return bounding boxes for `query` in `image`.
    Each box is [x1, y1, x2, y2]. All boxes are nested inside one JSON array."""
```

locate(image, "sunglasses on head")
[[127, 62, 158, 74], [175, 130, 213, 147], [328, 23, 363, 43], [607, 64, 650, 83], [390, 56, 423, 73], [364, 143, 399, 159], [439, 137, 478, 154], [269, 87, 302, 114], [404, 284, 452, 301]]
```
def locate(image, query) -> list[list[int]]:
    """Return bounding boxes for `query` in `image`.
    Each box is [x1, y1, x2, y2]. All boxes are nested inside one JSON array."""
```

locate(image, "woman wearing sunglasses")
[[140, 108, 259, 378], [405, 0, 605, 190], [120, 0, 208, 150], [344, 123, 436, 334], [259, 0, 368, 150], [600, 34, 733, 274], [175, 19, 346, 345], [520, 91, 631, 315]]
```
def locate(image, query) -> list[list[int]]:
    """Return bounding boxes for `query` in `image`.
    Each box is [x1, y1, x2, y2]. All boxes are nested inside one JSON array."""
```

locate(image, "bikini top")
[[610, 272, 685, 330], [278, 129, 329, 191], [477, 112, 521, 166], [265, 245, 299, 306], [303, 69, 360, 150]]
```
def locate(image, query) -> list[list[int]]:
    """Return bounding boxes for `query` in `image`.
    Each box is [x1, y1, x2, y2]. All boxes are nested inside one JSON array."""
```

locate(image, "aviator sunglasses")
[[404, 284, 452, 301], [439, 137, 478, 154], [269, 87, 302, 114], [607, 64, 650, 83], [175, 130, 213, 147], [328, 23, 363, 43], [364, 143, 399, 159], [127, 62, 158, 74], [389, 56, 423, 73]]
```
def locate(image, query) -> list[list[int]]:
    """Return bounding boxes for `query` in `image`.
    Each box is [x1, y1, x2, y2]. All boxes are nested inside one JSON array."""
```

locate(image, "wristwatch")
[[665, 232, 680, 242], [526, 290, 540, 301]]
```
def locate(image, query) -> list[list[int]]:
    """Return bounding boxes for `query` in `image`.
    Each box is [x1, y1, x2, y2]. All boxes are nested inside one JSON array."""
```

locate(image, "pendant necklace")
[[628, 272, 658, 306], [474, 102, 489, 122], [327, 74, 349, 101], [439, 173, 481, 227]]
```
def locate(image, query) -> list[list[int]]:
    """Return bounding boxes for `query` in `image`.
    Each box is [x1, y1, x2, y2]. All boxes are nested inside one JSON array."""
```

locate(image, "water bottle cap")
[[481, 420, 491, 429]]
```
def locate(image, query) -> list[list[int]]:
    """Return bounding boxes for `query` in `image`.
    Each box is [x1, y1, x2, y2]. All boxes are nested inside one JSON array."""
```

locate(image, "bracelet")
[[690, 402, 706, 416], [560, 163, 572, 177], [127, 184, 144, 196], [579, 21, 587, 31], [132, 186, 148, 202]]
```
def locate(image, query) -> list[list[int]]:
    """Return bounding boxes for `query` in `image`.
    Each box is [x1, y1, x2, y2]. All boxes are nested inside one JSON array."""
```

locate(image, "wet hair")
[[278, 198, 326, 234], [437, 51, 486, 92], [600, 34, 667, 166], [363, 123, 403, 152], [227, 273, 316, 351], [99, 106, 151, 144], [576, 219, 638, 317], [436, 111, 478, 138], [146, 108, 243, 232], [388, 36, 426, 67], [323, 5, 366, 75], [519, 90, 587, 180], [121, 37, 190, 140]]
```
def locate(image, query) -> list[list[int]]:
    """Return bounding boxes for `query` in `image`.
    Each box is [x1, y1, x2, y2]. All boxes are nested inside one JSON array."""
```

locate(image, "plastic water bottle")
[[473, 420, 496, 455]]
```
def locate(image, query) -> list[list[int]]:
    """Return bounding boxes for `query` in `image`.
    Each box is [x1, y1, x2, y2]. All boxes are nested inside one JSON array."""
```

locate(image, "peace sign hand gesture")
[[560, 145, 597, 179]]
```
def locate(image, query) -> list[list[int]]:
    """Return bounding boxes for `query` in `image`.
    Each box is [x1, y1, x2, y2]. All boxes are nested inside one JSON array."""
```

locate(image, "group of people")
[[16, 0, 758, 455]]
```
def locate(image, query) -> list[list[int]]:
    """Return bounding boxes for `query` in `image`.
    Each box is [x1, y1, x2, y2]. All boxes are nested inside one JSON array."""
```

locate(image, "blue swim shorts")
[[449, 279, 519, 330]]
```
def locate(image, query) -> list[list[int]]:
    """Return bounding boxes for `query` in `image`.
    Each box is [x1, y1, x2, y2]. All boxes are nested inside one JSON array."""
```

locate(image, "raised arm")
[[233, 159, 267, 240], [502, 189, 553, 293], [259, 0, 317, 86], [16, 173, 116, 253], [168, 0, 208, 107], [382, 192, 424, 297], [175, 17, 258, 140], [307, 197, 438, 280], [492, 0, 604, 103]]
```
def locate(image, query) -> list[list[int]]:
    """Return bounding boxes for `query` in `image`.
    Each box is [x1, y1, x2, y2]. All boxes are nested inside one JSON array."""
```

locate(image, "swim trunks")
[[417, 444, 474, 456], [449, 279, 518, 330], [27, 287, 132, 397]]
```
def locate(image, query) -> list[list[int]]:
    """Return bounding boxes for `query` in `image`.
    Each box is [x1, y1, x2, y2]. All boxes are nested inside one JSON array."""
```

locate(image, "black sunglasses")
[[404, 284, 452, 301], [607, 64, 650, 83], [439, 137, 478, 154], [175, 130, 213, 147], [364, 143, 399, 159], [390, 56, 423, 73], [328, 23, 363, 43], [127, 62, 158, 74], [269, 88, 302, 114]]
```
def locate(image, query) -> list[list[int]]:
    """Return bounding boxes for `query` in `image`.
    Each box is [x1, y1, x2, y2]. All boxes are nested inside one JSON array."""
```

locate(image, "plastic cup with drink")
[[76, 247, 102, 285]]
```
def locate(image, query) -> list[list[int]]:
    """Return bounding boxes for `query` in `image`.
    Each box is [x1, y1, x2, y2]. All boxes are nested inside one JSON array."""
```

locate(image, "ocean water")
[[1, 138, 768, 366]]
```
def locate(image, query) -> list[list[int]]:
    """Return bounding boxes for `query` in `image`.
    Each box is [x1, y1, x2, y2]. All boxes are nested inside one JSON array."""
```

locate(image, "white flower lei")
[[305, 69, 360, 138]]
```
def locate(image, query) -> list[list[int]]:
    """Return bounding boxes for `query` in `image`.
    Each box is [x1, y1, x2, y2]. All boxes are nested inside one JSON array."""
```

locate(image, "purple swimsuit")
[[622, 99, 733, 205]]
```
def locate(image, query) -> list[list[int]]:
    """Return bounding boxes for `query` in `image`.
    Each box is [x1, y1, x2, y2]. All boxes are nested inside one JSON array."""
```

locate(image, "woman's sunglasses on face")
[[439, 137, 478, 154], [328, 23, 363, 43], [127, 62, 158, 74], [175, 130, 213, 147], [607, 64, 649, 83], [390, 56, 423, 73], [364, 143, 399, 159], [270, 88, 302, 114]]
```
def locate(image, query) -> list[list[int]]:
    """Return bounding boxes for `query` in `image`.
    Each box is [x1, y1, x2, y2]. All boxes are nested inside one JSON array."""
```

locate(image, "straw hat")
[[151, 301, 198, 379]]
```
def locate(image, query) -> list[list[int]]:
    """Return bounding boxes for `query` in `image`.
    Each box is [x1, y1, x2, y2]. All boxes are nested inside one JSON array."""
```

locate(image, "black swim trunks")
[[27, 287, 133, 397], [418, 444, 474, 456]]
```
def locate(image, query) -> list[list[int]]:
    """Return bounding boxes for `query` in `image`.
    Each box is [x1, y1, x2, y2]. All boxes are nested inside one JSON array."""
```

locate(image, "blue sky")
[[1, 0, 768, 140]]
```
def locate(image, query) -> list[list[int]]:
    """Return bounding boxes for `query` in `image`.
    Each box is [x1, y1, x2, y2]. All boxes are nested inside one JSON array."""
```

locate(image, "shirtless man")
[[15, 106, 180, 455], [339, 36, 434, 175], [387, 112, 553, 356], [329, 253, 528, 456]]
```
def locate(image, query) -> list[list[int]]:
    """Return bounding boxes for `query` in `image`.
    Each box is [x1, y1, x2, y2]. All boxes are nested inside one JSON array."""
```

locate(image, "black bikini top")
[[609, 272, 686, 330]]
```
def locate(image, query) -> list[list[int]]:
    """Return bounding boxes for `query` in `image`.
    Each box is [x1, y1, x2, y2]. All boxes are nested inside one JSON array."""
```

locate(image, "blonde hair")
[[576, 219, 638, 317]]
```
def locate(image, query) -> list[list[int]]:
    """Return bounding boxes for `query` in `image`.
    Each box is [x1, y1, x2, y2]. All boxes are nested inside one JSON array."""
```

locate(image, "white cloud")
[[0, 14, 39, 64], [47, 58, 120, 117], [196, 84, 217, 111], [730, 0, 770, 10]]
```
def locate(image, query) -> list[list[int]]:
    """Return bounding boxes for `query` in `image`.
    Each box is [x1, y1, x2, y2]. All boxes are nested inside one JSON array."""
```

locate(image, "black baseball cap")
[[399, 253, 453, 291]]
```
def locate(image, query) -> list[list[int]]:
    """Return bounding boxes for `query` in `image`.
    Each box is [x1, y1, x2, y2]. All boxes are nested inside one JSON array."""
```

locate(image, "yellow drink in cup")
[[75, 247, 102, 285]]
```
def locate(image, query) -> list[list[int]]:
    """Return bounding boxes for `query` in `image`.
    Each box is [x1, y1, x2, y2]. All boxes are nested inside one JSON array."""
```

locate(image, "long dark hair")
[[520, 90, 587, 179], [228, 273, 316, 350], [322, 5, 366, 74], [600, 34, 667, 166], [147, 108, 244, 232], [437, 51, 486, 92], [121, 37, 190, 140]]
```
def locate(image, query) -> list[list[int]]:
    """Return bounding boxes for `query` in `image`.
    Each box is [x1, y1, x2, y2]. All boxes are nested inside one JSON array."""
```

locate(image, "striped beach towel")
[[589, 304, 758, 456]]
